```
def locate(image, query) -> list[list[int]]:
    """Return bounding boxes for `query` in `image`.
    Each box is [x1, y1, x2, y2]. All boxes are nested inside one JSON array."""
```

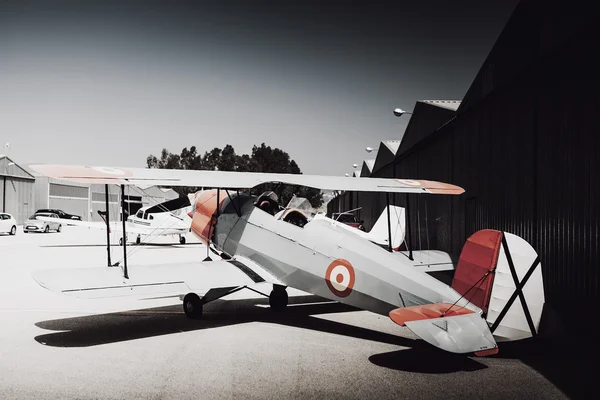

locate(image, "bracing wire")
[[441, 269, 494, 317]]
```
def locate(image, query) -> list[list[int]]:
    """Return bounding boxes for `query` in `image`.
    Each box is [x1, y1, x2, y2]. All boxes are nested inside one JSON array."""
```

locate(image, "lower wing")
[[33, 259, 279, 299]]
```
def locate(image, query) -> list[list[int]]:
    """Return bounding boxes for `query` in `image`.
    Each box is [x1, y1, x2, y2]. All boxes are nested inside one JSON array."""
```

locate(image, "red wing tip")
[[474, 347, 499, 357]]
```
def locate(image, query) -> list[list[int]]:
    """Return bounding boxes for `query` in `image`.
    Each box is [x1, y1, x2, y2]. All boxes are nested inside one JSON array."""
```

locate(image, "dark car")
[[35, 208, 82, 221], [332, 212, 365, 231]]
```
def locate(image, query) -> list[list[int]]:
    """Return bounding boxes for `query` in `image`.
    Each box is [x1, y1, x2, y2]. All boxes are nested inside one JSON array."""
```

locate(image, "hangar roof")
[[372, 140, 401, 175], [394, 100, 459, 161], [360, 159, 375, 178], [0, 155, 35, 180]]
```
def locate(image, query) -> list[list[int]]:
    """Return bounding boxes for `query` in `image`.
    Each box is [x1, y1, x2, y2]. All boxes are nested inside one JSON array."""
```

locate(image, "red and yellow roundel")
[[325, 259, 355, 298]]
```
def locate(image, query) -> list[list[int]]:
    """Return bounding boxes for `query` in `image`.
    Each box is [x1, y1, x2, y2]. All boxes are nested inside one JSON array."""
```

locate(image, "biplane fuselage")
[[192, 190, 476, 317]]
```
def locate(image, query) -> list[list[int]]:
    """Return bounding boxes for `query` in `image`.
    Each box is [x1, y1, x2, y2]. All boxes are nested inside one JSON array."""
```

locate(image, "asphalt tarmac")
[[0, 227, 577, 399]]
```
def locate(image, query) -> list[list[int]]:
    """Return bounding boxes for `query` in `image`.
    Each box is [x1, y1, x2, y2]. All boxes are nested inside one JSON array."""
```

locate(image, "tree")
[[147, 143, 323, 207]]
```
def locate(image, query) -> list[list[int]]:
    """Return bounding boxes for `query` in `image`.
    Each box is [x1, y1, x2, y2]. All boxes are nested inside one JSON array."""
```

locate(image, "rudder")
[[452, 230, 545, 342]]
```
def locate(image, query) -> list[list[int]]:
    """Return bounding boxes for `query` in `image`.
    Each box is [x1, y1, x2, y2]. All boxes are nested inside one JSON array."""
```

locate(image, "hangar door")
[[48, 183, 89, 220], [2, 178, 35, 224]]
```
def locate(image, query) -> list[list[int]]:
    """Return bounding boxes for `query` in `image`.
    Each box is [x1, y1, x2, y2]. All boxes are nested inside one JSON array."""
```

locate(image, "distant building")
[[0, 155, 35, 224], [0, 160, 182, 223]]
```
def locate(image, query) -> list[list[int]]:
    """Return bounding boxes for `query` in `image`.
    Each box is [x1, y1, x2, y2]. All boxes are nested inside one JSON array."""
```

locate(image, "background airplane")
[[37, 196, 192, 245]]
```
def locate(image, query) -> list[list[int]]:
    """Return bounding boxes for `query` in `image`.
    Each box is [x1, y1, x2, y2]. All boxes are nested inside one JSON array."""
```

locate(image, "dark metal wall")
[[328, 10, 599, 325]]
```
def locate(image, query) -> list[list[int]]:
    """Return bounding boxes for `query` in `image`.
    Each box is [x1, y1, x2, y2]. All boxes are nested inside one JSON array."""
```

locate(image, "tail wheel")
[[179, 236, 186, 244], [269, 286, 288, 312], [57, 225, 62, 233], [9, 226, 16, 236], [44, 225, 49, 233], [183, 293, 203, 319]]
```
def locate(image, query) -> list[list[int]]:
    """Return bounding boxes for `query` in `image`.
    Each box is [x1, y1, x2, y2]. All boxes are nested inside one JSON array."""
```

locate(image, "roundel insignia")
[[325, 259, 355, 298], [91, 166, 126, 176]]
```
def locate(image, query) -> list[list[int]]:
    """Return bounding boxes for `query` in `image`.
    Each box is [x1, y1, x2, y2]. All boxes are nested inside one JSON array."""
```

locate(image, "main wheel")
[[119, 237, 123, 246], [44, 225, 49, 233], [269, 286, 288, 312], [183, 293, 203, 319], [57, 225, 62, 233], [179, 236, 186, 244], [136, 235, 141, 245], [9, 226, 16, 236]]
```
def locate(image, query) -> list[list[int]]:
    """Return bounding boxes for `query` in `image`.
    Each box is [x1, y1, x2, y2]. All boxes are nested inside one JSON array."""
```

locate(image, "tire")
[[119, 237, 123, 246], [269, 286, 288, 312], [44, 225, 49, 233], [57, 225, 62, 233], [9, 226, 16, 236], [179, 236, 186, 244], [136, 236, 141, 245], [183, 293, 203, 319]]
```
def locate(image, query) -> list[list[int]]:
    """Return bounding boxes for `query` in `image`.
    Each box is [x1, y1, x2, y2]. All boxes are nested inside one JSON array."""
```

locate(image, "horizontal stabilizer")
[[405, 313, 498, 354], [399, 250, 455, 272], [389, 303, 474, 326], [32, 260, 275, 299]]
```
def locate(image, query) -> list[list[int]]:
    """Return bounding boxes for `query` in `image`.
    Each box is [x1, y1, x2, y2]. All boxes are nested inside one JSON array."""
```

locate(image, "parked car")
[[332, 212, 365, 231], [0, 213, 17, 235], [24, 213, 62, 233], [35, 208, 81, 221]]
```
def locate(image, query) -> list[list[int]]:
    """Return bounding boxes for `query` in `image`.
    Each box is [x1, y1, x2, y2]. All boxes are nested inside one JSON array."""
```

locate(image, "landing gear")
[[183, 293, 203, 319], [136, 235, 141, 245], [269, 285, 288, 312], [119, 236, 127, 246], [179, 235, 186, 244]]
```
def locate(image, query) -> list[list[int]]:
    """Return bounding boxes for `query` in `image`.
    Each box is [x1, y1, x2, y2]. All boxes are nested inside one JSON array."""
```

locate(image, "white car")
[[24, 212, 62, 233], [0, 213, 17, 235]]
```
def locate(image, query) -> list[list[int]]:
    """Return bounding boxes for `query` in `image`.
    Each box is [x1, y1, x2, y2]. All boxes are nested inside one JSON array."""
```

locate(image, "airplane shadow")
[[34, 295, 416, 350], [369, 347, 487, 373]]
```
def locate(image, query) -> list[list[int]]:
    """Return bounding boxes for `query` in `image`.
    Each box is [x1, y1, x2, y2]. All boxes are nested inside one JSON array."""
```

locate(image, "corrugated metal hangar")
[[0, 155, 35, 224], [328, 0, 599, 332], [0, 156, 178, 224]]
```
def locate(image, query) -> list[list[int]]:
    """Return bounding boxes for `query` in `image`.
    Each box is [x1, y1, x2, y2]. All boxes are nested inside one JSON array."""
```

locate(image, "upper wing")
[[29, 164, 464, 195], [33, 259, 279, 299]]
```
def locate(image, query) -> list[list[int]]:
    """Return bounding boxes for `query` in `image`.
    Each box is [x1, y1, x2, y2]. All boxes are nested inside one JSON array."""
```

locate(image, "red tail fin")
[[451, 229, 502, 314]]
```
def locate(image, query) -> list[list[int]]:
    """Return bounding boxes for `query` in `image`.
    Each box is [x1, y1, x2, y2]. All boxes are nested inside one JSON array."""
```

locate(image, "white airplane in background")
[[37, 196, 192, 245], [29, 164, 545, 356]]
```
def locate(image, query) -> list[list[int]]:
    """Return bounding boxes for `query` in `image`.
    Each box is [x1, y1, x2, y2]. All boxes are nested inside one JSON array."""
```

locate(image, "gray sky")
[[0, 0, 518, 176]]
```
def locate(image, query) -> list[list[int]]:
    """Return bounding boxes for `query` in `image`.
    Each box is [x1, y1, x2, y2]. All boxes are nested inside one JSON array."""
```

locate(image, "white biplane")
[[37, 195, 191, 246], [29, 164, 545, 356]]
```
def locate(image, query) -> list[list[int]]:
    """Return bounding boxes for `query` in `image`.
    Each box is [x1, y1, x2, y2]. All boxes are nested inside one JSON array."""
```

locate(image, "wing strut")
[[405, 193, 414, 261], [120, 184, 129, 279], [104, 184, 112, 267], [386, 192, 393, 252], [203, 188, 220, 262]]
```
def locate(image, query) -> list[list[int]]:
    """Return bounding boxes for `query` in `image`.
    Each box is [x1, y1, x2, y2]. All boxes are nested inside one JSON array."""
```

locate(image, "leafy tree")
[[147, 143, 323, 207]]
